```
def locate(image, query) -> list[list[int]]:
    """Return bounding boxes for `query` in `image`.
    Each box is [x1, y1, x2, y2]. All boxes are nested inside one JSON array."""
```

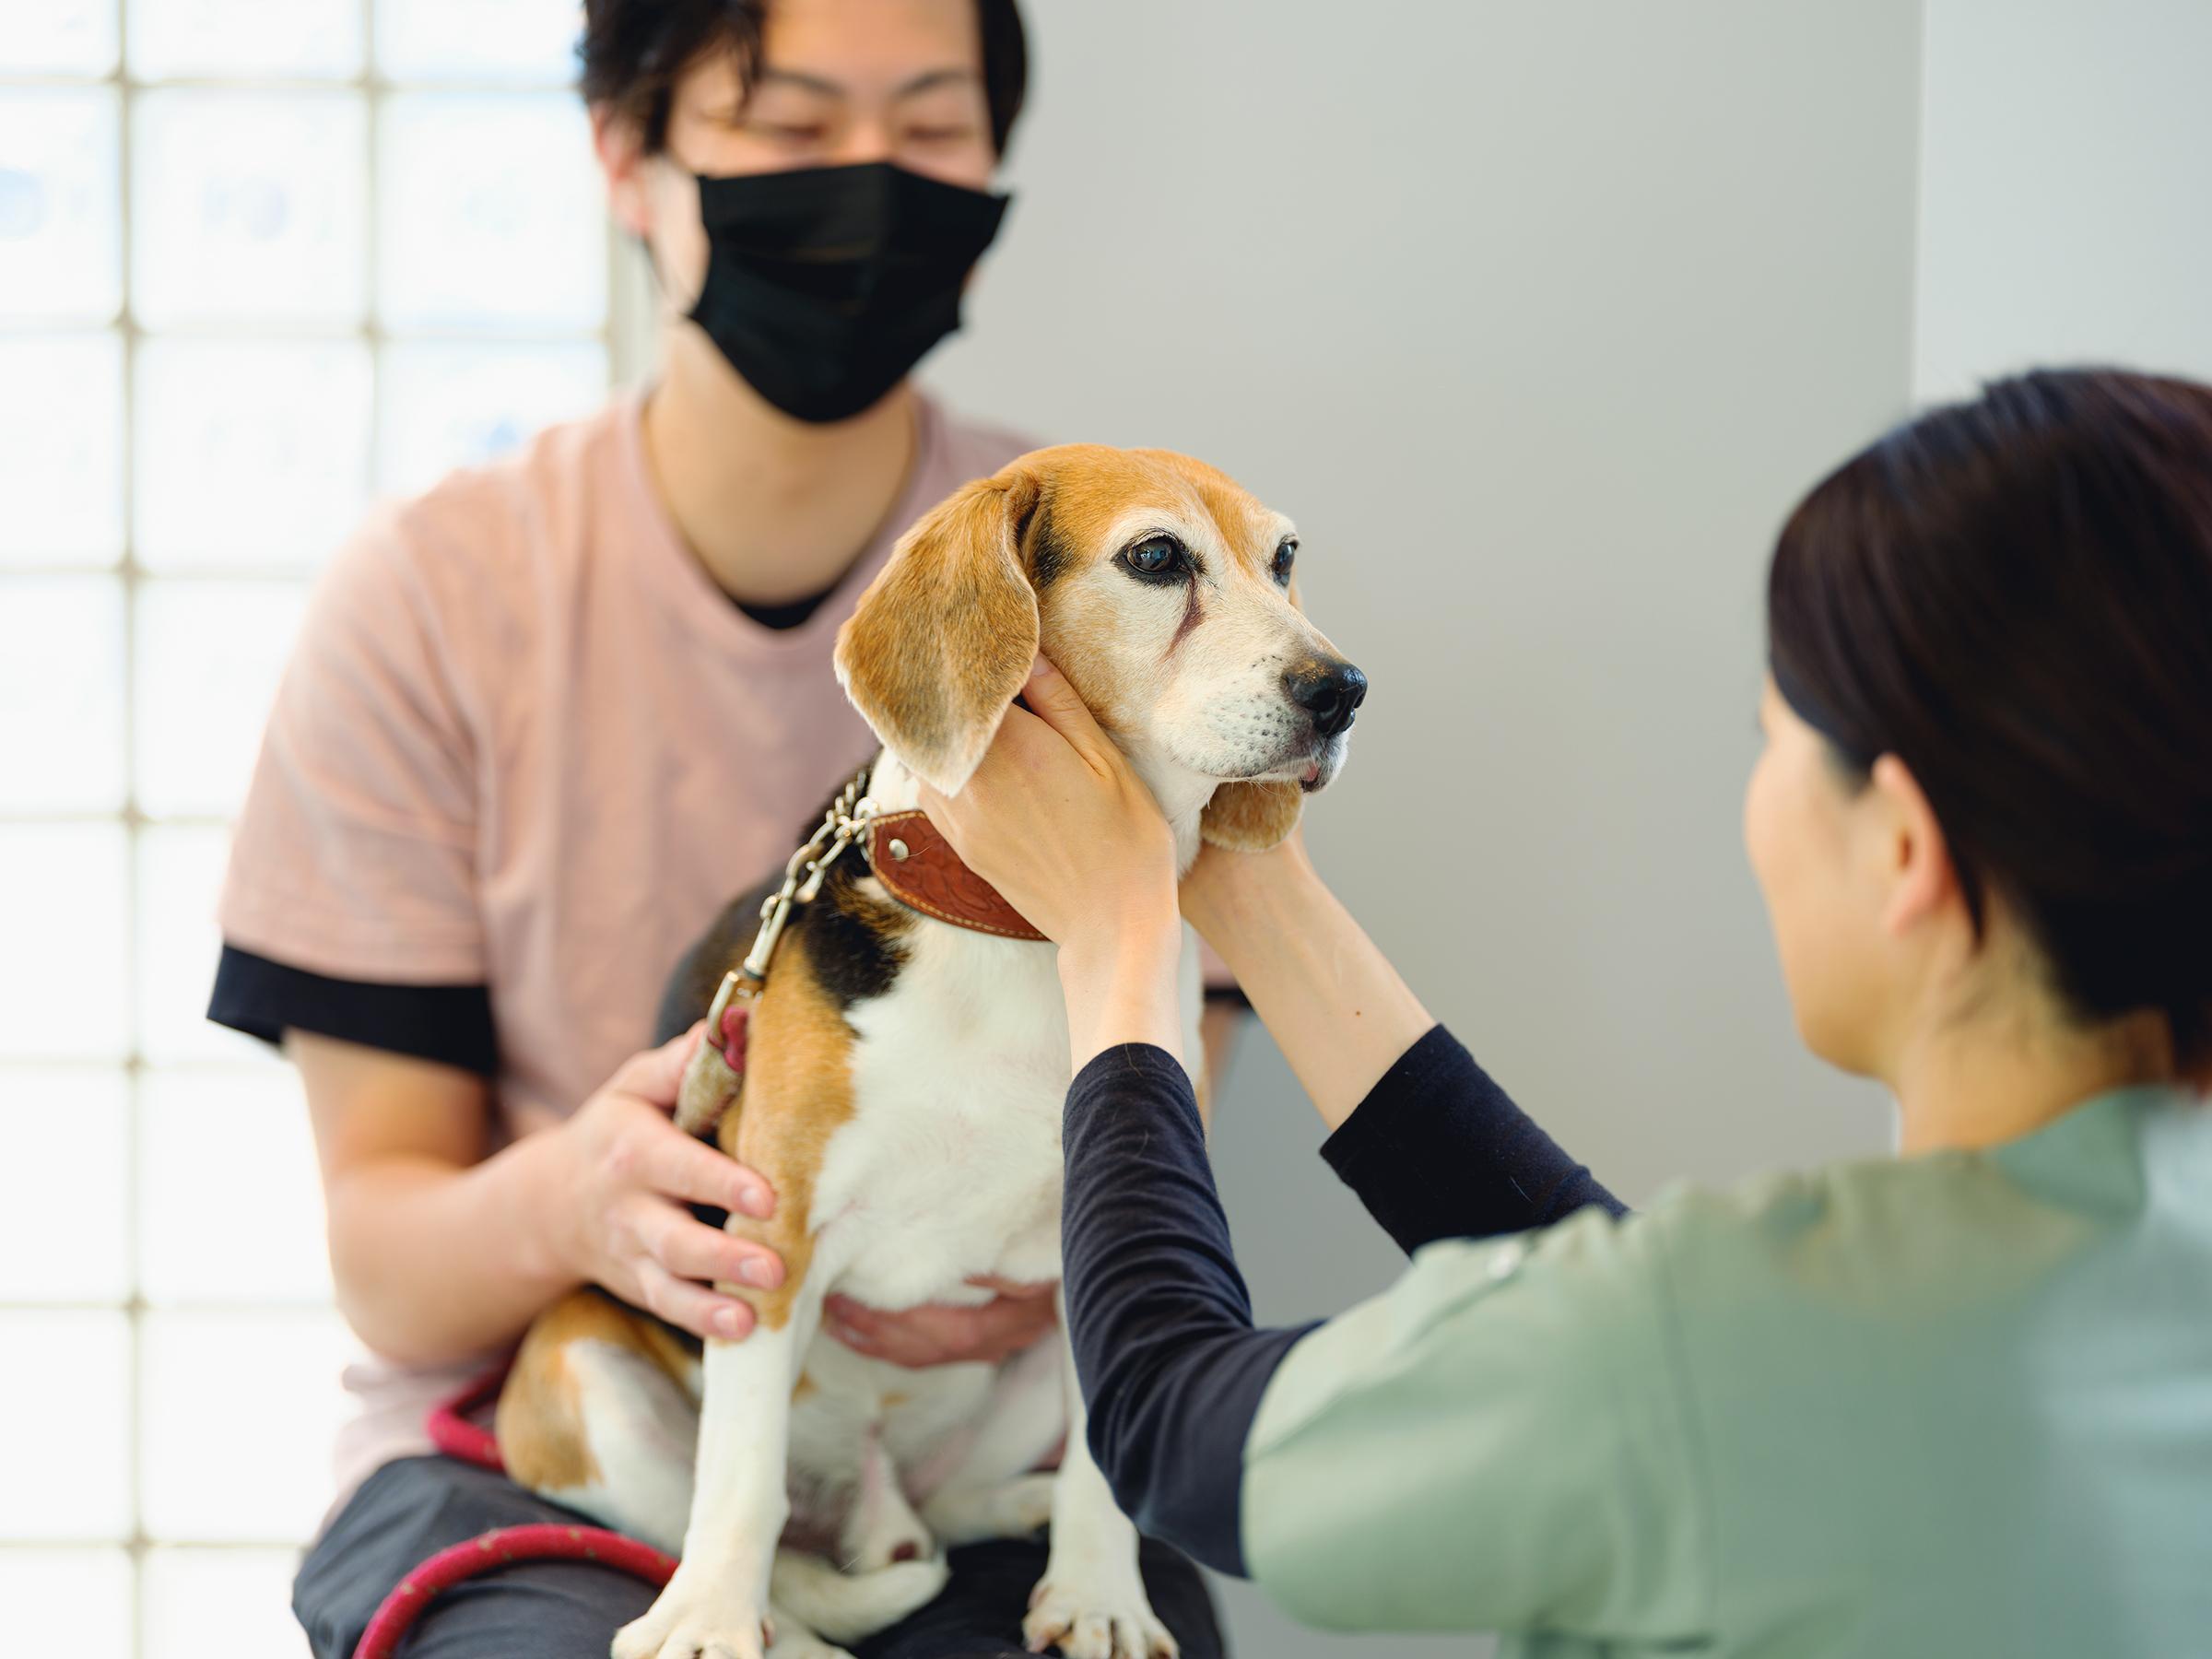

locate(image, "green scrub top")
[[1242, 1085, 2212, 1655]]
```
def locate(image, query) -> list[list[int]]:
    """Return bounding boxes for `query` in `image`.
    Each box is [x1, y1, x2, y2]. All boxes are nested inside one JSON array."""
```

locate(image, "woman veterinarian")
[[923, 369, 2212, 1655], [206, 3, 1226, 1655]]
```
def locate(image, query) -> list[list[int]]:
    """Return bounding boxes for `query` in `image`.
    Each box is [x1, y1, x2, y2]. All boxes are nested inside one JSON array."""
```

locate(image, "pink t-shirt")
[[217, 390, 1035, 1511]]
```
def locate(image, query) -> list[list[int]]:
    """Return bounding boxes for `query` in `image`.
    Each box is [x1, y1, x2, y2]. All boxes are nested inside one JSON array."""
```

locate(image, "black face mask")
[[685, 161, 1010, 424]]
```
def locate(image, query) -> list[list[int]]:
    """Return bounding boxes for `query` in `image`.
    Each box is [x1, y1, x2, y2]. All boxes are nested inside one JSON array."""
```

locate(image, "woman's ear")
[[1869, 753, 1959, 938], [835, 464, 1043, 794]]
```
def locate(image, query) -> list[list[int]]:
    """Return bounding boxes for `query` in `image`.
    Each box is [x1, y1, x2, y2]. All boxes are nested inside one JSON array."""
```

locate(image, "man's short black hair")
[[579, 0, 1029, 158]]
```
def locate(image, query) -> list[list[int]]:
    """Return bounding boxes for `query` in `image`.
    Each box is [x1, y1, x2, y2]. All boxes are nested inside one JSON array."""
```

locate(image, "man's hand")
[[823, 1277, 1059, 1368], [536, 1023, 785, 1342]]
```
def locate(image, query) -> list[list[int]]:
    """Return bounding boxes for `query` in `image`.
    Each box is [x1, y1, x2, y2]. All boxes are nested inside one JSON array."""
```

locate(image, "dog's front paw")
[[1021, 1576, 1178, 1659], [612, 1571, 771, 1659]]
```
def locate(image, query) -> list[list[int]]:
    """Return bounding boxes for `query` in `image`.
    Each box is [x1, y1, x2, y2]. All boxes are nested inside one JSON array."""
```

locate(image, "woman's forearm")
[[324, 1132, 576, 1369], [1187, 841, 1435, 1130], [1062, 1042, 1311, 1576]]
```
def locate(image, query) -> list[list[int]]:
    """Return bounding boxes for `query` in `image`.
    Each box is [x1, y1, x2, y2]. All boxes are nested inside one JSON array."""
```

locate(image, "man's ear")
[[592, 105, 653, 239], [835, 463, 1042, 794]]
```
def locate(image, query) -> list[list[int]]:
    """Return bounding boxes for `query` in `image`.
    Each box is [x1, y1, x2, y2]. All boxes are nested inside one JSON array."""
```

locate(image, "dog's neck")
[[866, 749, 1213, 877]]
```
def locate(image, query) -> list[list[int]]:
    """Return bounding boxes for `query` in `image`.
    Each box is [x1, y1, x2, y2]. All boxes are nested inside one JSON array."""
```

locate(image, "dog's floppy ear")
[[835, 463, 1042, 795], [1201, 779, 1303, 852], [1202, 564, 1308, 851]]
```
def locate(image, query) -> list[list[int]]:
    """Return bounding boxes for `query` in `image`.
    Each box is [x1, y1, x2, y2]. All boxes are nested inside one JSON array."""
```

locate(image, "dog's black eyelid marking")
[[1027, 493, 1067, 591]]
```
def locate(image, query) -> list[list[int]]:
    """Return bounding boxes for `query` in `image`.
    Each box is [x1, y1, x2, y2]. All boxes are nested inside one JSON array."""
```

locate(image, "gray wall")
[[929, 3, 1924, 1652], [1915, 0, 2212, 399]]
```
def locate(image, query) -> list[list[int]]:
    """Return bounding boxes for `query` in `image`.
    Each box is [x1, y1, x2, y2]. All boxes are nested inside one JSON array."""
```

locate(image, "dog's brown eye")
[[1273, 538, 1298, 585], [1121, 534, 1186, 580]]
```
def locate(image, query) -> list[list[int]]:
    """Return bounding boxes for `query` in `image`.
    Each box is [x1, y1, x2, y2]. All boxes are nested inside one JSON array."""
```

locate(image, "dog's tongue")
[[1302, 762, 1322, 785]]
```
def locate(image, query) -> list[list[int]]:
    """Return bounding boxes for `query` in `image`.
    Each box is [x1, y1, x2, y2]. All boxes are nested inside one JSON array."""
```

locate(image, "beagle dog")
[[494, 446, 1366, 1659]]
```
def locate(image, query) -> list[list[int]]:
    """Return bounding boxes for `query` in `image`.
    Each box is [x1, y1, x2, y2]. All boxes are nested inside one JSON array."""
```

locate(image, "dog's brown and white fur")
[[494, 446, 1360, 1659]]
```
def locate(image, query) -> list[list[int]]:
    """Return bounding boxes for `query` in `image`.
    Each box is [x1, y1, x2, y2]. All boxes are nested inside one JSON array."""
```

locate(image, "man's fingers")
[[607, 1021, 706, 1106], [966, 1274, 1057, 1300], [644, 1117, 775, 1218], [637, 1199, 784, 1291], [825, 1289, 1059, 1368], [636, 1262, 756, 1343]]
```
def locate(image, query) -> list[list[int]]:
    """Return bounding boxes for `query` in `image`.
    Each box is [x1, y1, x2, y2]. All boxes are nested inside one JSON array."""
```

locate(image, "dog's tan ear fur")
[[1201, 780, 1303, 851], [835, 465, 1041, 795]]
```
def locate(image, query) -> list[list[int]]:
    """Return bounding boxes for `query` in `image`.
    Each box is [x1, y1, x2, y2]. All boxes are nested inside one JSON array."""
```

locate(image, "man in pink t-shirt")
[[210, 4, 1230, 1656]]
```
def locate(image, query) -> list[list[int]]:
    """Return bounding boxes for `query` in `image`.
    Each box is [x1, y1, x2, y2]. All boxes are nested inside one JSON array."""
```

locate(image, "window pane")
[[0, 824, 128, 1061], [135, 579, 309, 819], [0, 1312, 132, 1541], [129, 0, 363, 81], [0, 88, 122, 326], [141, 1309, 353, 1542], [0, 1, 119, 76], [375, 0, 579, 84], [136, 341, 371, 573], [0, 575, 126, 813], [145, 1547, 307, 1659], [134, 90, 367, 328], [138, 824, 269, 1065], [0, 1551, 133, 1652], [0, 1068, 131, 1304], [378, 92, 605, 332], [377, 339, 606, 495], [0, 334, 124, 565], [140, 1067, 331, 1305]]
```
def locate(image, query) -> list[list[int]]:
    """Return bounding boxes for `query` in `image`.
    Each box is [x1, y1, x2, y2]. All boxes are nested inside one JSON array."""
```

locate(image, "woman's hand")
[[915, 655, 1179, 959], [1178, 820, 1318, 961], [534, 1024, 785, 1342], [917, 655, 1187, 1068]]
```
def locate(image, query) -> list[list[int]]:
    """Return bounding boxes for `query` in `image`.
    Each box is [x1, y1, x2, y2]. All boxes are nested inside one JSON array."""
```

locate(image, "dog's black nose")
[[1285, 659, 1368, 741]]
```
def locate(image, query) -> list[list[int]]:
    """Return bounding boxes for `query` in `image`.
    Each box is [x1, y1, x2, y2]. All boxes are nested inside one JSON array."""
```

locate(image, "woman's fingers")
[[1011, 653, 1118, 771]]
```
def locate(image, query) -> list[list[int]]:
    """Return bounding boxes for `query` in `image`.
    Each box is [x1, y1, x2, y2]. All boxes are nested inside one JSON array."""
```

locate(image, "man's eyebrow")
[[893, 67, 981, 100], [752, 68, 846, 98], [748, 66, 978, 100]]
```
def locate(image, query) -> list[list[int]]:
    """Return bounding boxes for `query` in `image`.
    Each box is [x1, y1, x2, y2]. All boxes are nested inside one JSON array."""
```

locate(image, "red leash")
[[353, 1366, 680, 1659]]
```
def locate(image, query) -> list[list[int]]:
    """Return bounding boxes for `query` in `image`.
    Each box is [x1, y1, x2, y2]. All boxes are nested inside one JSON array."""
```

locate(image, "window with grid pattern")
[[0, 4, 622, 1653]]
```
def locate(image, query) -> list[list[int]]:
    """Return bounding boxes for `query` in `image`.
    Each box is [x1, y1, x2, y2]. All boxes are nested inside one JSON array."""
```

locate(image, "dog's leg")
[[840, 1425, 936, 1571], [500, 1291, 700, 1557], [1021, 1298, 1177, 1659], [561, 1339, 700, 1555], [918, 1336, 1064, 1547], [613, 1278, 827, 1659]]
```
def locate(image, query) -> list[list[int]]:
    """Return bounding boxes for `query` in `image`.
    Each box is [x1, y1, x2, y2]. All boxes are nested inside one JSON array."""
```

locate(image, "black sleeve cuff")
[[1064, 1043, 1310, 1578], [207, 944, 500, 1077], [1321, 1024, 1626, 1254]]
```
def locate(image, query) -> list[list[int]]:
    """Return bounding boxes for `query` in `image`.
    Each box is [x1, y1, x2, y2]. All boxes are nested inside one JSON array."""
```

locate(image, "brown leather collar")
[[864, 809, 1048, 941]]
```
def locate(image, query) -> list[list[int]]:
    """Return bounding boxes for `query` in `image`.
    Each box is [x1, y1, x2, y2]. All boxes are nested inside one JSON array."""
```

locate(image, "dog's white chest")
[[817, 914, 1086, 1306]]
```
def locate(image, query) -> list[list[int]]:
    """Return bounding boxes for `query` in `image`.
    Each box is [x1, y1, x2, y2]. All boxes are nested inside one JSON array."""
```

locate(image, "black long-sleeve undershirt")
[[1060, 1025, 1625, 1577]]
